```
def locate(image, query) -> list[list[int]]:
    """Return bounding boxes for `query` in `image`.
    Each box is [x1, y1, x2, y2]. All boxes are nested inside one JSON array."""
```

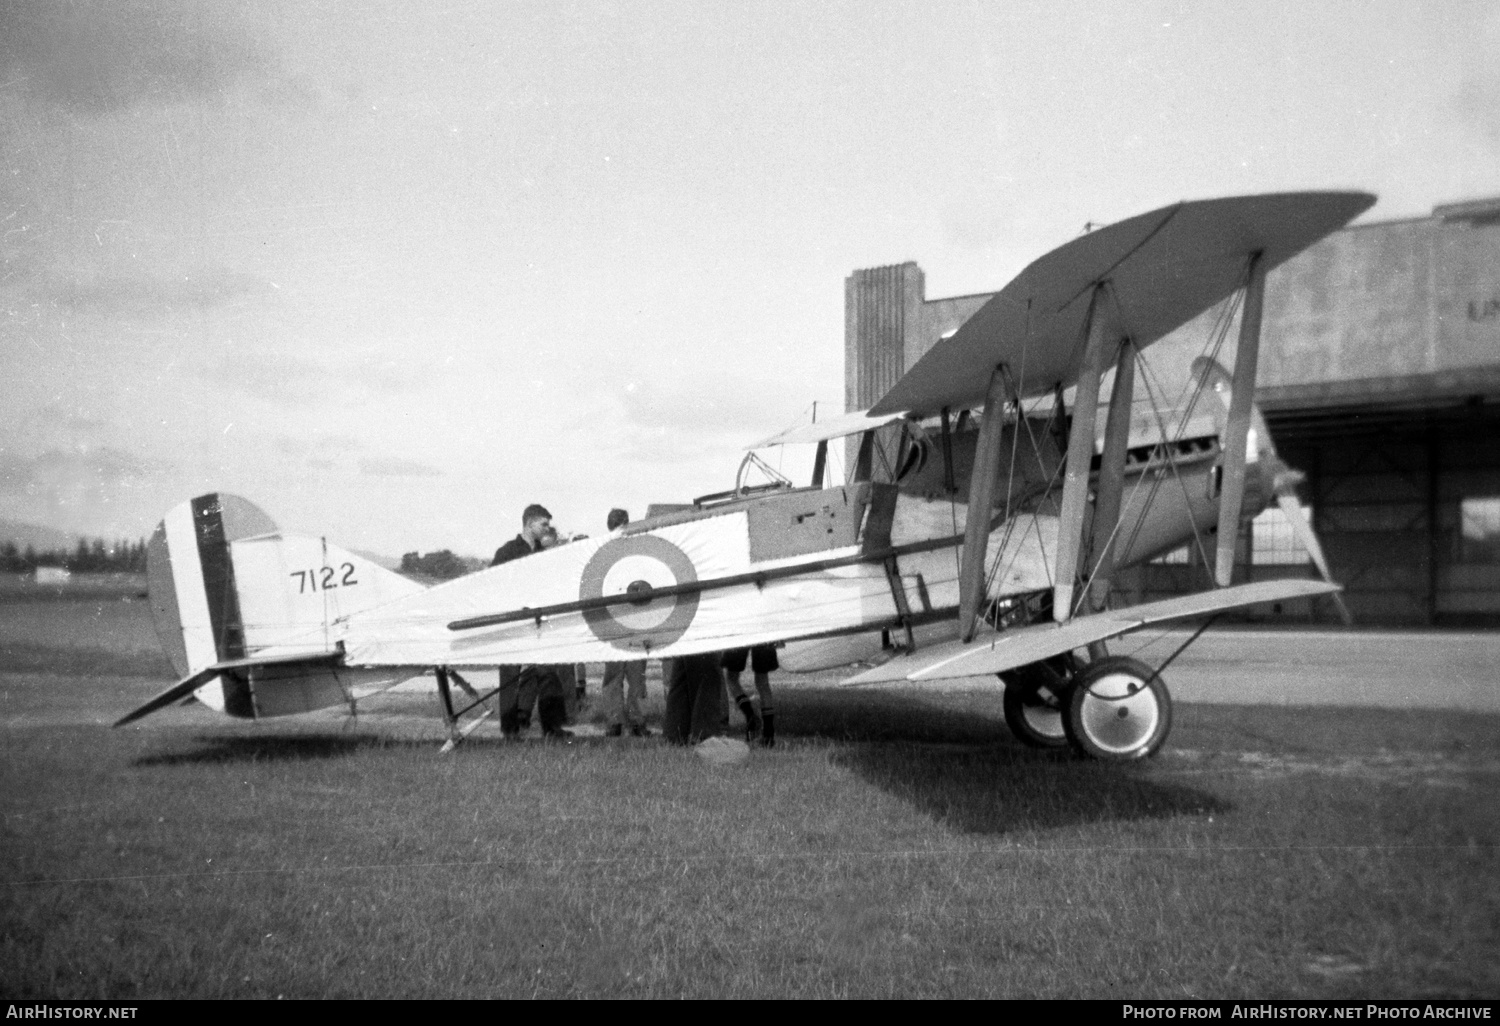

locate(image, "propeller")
[[1192, 356, 1353, 624]]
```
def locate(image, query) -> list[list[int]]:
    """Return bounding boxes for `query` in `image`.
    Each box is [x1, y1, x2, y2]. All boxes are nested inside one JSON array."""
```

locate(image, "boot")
[[537, 695, 571, 738], [760, 711, 775, 748], [736, 696, 761, 740], [499, 708, 522, 738]]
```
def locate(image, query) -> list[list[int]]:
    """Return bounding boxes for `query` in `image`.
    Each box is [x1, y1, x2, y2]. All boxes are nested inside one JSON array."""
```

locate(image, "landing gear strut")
[[435, 667, 499, 754]]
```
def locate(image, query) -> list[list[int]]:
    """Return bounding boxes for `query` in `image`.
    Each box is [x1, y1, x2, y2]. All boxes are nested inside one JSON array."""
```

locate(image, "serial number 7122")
[[290, 563, 359, 594]]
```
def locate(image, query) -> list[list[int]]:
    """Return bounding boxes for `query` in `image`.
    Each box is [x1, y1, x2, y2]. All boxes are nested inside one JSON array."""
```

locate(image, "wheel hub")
[[1078, 671, 1161, 754]]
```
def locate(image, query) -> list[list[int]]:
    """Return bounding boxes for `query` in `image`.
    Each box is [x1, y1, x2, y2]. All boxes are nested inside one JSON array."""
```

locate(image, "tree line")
[[1, 538, 149, 573], [399, 550, 487, 580]]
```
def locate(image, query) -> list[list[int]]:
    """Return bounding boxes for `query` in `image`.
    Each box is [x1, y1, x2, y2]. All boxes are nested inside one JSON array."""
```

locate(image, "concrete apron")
[[1119, 628, 1500, 712]]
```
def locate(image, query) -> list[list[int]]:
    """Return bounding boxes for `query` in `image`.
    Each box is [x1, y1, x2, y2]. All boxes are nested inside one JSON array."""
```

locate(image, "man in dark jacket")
[[491, 504, 572, 740], [492, 503, 554, 566]]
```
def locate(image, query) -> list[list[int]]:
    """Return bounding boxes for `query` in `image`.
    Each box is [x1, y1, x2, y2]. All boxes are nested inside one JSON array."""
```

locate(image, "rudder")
[[144, 492, 425, 720]]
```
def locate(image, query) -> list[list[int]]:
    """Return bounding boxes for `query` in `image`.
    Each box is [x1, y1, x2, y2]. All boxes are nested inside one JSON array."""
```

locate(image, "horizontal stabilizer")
[[113, 649, 340, 727], [840, 579, 1342, 685]]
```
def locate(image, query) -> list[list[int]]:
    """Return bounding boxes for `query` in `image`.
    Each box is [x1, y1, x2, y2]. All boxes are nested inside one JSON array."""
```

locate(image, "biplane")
[[116, 190, 1374, 760]]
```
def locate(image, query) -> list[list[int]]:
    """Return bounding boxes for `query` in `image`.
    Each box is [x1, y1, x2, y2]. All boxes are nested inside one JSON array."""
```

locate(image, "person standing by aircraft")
[[491, 504, 572, 740], [722, 645, 777, 746], [599, 508, 651, 738], [662, 652, 726, 745]]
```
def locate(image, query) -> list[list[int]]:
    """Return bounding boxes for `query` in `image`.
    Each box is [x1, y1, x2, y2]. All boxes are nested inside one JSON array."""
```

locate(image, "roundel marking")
[[580, 535, 699, 651]]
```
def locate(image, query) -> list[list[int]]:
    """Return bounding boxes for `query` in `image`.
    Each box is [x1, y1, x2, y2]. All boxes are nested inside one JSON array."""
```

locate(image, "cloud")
[[942, 206, 1019, 250], [18, 404, 109, 444], [190, 344, 329, 408], [183, 337, 427, 412], [608, 374, 820, 467], [619, 378, 790, 436], [50, 267, 273, 319], [1453, 70, 1500, 151], [0, 0, 269, 115], [274, 433, 362, 457], [0, 447, 149, 489], [275, 433, 364, 472], [613, 378, 795, 465], [358, 456, 443, 478], [0, 446, 153, 523]]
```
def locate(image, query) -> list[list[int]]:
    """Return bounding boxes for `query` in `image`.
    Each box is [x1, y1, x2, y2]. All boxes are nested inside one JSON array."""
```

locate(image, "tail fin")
[[136, 492, 425, 721]]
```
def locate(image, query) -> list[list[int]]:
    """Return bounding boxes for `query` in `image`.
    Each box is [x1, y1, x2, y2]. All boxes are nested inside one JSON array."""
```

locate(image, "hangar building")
[[844, 198, 1500, 626]]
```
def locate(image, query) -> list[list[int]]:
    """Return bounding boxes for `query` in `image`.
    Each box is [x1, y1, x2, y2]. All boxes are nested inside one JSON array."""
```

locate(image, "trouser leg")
[[498, 665, 523, 735], [754, 671, 776, 747], [532, 667, 568, 734], [602, 661, 626, 727], [516, 668, 540, 728], [555, 663, 577, 723], [662, 658, 692, 745], [624, 661, 646, 727], [689, 656, 725, 743]]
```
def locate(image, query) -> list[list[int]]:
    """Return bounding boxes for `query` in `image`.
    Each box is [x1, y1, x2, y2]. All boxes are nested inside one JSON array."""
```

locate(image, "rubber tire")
[[1063, 655, 1172, 761], [1001, 673, 1069, 749]]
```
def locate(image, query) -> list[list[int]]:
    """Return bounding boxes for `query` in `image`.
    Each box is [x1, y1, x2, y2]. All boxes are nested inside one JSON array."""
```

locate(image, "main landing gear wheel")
[[1063, 656, 1172, 761], [1002, 684, 1068, 749], [1000, 662, 1072, 750]]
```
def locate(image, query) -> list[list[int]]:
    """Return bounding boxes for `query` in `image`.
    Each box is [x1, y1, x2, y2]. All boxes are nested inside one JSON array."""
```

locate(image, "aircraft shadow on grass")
[[130, 732, 416, 766], [782, 689, 1230, 835], [129, 691, 1227, 836]]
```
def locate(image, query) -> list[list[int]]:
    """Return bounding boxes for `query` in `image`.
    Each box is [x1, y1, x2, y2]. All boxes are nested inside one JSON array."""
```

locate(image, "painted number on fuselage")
[[290, 563, 358, 594]]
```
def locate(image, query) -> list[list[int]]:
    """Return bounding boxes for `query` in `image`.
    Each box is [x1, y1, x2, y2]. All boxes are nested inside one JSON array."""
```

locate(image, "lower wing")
[[840, 579, 1341, 685]]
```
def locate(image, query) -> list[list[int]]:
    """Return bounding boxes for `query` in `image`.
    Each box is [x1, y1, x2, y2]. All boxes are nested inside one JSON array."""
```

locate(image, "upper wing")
[[747, 408, 908, 449], [870, 191, 1376, 416], [839, 579, 1342, 685]]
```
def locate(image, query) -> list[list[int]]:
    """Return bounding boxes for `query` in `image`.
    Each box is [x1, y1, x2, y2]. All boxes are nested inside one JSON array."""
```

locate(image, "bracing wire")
[[1106, 277, 1247, 577]]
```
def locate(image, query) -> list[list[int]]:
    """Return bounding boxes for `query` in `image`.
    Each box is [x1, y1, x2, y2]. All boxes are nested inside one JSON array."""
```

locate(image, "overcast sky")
[[2, 0, 1496, 557]]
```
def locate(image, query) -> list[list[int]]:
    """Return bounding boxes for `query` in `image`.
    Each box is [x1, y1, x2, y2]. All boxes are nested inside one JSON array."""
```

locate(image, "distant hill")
[[0, 517, 84, 552], [0, 519, 419, 575]]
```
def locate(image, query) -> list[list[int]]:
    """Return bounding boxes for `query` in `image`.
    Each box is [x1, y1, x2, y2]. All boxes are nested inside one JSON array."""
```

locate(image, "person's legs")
[[753, 671, 776, 747], [497, 665, 523, 736], [662, 658, 692, 745], [601, 661, 626, 735], [624, 661, 647, 732], [515, 668, 539, 730], [724, 669, 760, 738], [535, 667, 571, 736], [555, 663, 578, 723], [723, 670, 747, 702], [720, 648, 757, 736], [688, 655, 726, 743], [750, 646, 779, 746]]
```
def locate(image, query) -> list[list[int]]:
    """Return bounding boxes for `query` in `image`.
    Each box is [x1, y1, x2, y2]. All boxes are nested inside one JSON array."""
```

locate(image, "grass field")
[[2, 597, 1497, 998]]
